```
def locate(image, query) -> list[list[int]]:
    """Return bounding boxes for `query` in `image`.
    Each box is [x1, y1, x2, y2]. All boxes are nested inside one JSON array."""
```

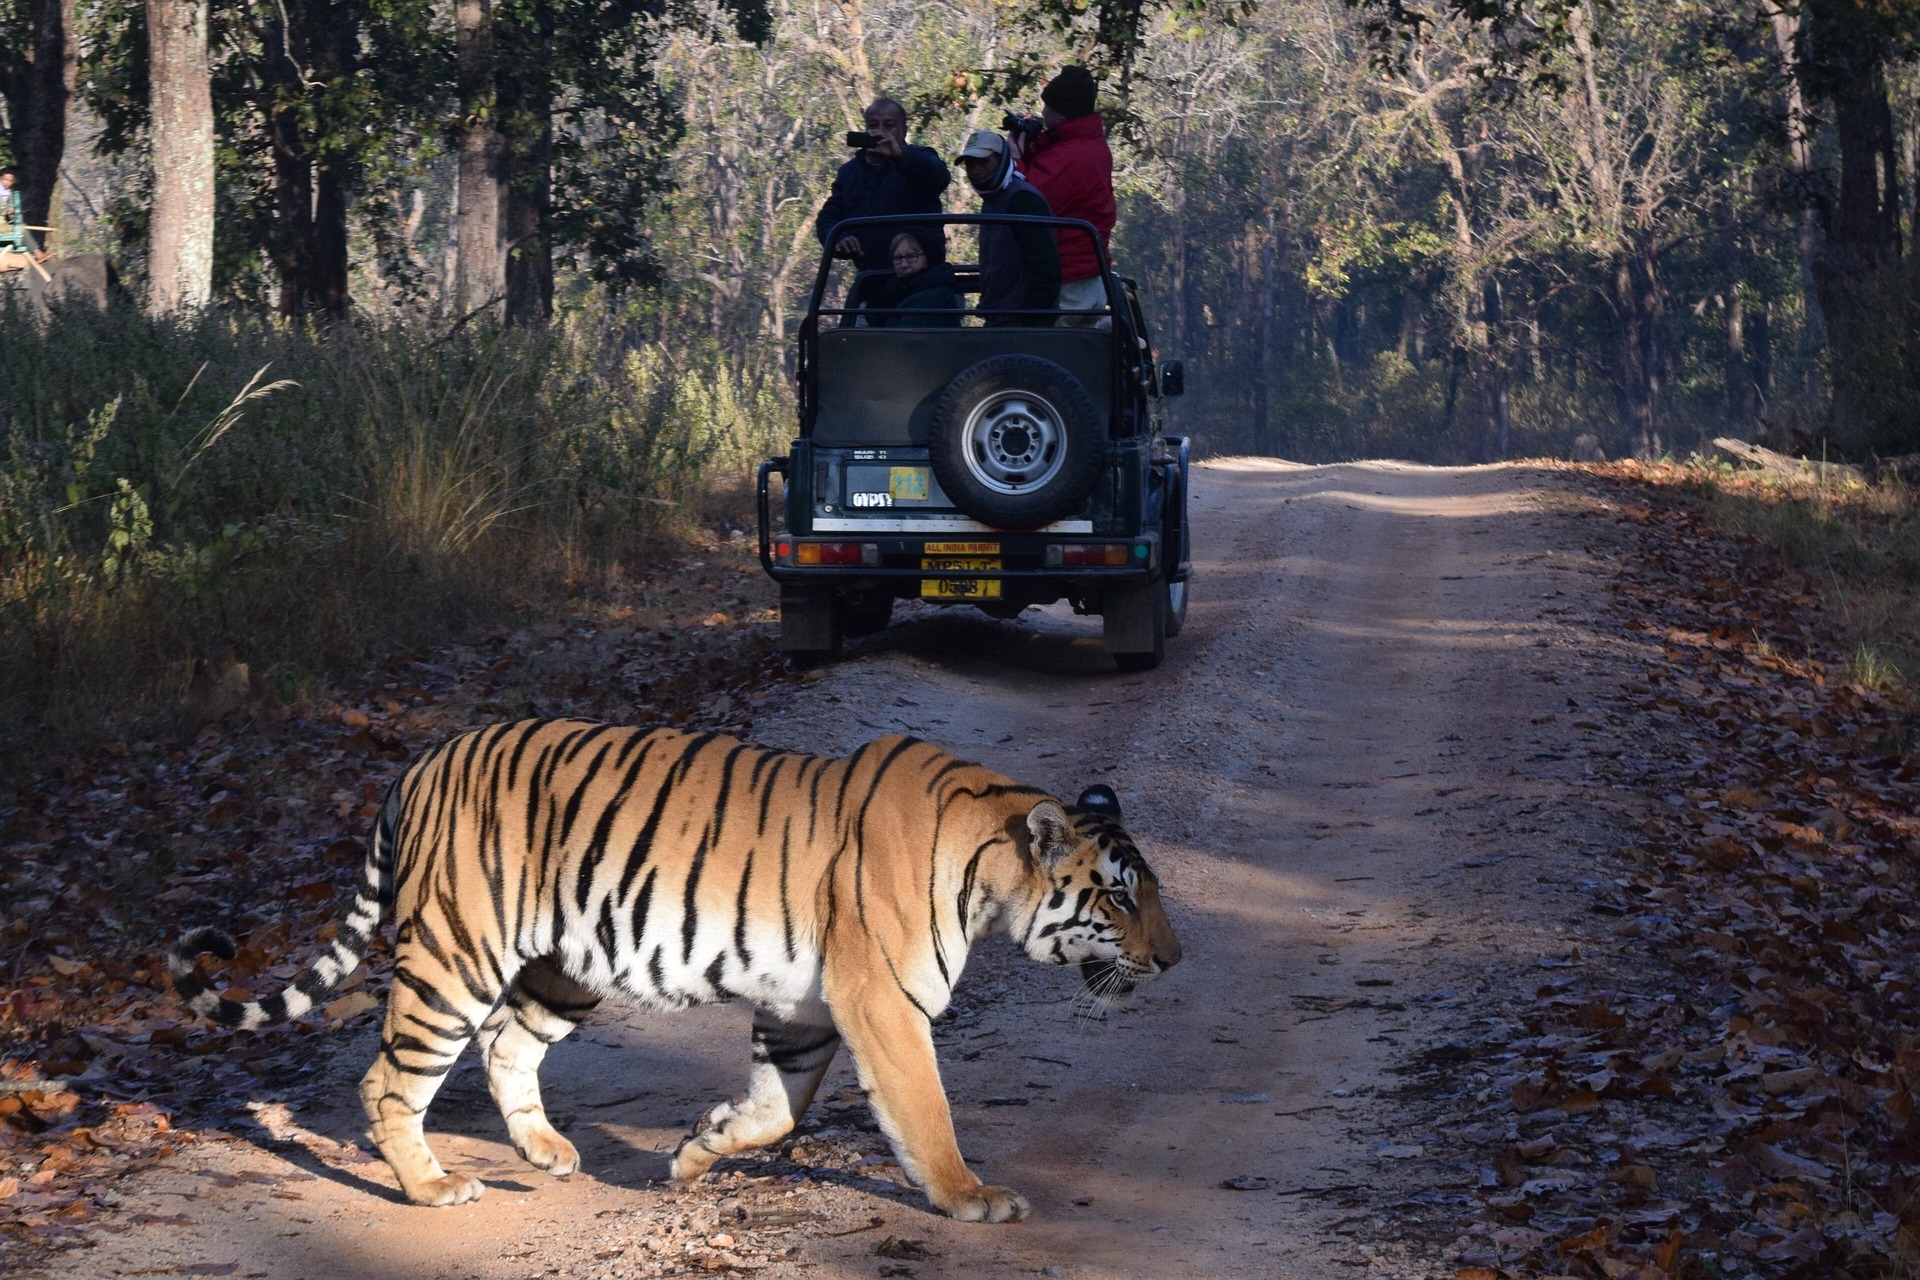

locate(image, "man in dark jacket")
[[816, 99, 951, 274], [1015, 66, 1116, 326], [954, 129, 1059, 325]]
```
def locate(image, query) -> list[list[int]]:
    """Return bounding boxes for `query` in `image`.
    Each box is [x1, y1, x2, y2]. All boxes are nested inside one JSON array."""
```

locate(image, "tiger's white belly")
[[544, 896, 823, 1018]]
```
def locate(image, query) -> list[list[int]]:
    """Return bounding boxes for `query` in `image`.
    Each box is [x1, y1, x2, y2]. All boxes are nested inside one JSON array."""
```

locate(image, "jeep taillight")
[[1045, 543, 1141, 567], [793, 541, 879, 566]]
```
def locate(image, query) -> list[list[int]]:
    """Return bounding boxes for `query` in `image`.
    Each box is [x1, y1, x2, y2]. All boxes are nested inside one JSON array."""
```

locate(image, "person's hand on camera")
[[863, 106, 907, 161], [833, 235, 863, 257]]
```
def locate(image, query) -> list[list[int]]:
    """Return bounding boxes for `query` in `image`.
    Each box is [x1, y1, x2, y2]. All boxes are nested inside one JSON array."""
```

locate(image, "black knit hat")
[[1041, 65, 1097, 119]]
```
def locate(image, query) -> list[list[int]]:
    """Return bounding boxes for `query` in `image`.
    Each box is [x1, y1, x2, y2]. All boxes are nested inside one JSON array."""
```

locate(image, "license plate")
[[889, 467, 930, 501], [922, 577, 1002, 600], [924, 541, 998, 554], [921, 555, 1001, 600]]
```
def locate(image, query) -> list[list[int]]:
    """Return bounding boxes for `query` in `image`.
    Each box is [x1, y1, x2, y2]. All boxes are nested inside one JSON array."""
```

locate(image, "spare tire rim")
[[961, 390, 1068, 495]]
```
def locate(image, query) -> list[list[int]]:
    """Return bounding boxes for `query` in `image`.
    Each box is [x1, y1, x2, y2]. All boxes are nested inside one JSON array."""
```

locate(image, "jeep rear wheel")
[[1165, 578, 1189, 637], [928, 355, 1102, 529]]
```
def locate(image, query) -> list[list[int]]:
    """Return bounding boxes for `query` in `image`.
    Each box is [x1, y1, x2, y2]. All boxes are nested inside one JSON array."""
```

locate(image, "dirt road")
[[64, 460, 1637, 1280]]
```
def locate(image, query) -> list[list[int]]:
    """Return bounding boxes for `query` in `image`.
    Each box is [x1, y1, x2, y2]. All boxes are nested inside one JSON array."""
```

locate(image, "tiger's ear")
[[1075, 784, 1122, 821], [1026, 800, 1076, 870]]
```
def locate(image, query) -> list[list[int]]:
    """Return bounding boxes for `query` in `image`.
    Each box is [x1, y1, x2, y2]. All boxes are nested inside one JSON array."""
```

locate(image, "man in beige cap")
[[953, 130, 1060, 326]]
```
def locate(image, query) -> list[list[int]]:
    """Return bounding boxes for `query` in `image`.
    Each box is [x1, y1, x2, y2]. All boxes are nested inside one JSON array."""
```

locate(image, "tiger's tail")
[[169, 779, 402, 1031]]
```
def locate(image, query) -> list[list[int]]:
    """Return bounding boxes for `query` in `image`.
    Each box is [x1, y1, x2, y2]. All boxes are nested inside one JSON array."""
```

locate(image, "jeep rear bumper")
[[756, 457, 1165, 589]]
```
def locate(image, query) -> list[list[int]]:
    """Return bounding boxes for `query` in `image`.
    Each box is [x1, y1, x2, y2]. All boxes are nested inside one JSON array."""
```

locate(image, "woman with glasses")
[[854, 230, 960, 327]]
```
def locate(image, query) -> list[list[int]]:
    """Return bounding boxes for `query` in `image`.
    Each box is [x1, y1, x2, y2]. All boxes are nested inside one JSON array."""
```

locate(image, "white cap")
[[953, 129, 1007, 162]]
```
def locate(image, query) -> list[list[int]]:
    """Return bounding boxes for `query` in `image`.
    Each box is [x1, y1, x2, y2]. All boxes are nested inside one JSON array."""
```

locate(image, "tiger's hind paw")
[[407, 1173, 485, 1207], [667, 1135, 719, 1184], [935, 1183, 1030, 1223]]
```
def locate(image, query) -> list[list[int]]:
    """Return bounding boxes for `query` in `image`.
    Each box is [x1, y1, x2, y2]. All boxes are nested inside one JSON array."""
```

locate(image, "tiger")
[[169, 720, 1181, 1222]]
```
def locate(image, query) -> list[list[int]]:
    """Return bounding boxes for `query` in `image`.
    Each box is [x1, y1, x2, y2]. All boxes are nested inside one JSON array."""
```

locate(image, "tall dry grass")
[[1693, 463, 1920, 692], [0, 297, 788, 763]]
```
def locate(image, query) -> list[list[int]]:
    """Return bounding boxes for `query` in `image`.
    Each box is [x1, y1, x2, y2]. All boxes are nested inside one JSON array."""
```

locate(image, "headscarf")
[[966, 146, 1024, 196]]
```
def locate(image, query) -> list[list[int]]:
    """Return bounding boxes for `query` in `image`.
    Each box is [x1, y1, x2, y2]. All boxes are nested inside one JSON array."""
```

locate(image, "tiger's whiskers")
[[1070, 962, 1136, 1028]]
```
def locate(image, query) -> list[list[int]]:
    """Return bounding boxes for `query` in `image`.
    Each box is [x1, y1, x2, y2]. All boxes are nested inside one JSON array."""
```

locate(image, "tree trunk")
[[1614, 249, 1662, 458], [503, 90, 553, 326], [1168, 190, 1189, 359], [452, 0, 506, 319], [16, 0, 74, 238], [1812, 58, 1902, 448], [312, 161, 349, 315], [1236, 220, 1259, 452], [1723, 283, 1747, 425], [1253, 204, 1276, 455], [1484, 277, 1509, 459], [265, 0, 353, 318], [269, 99, 314, 316], [442, 164, 460, 311], [1397, 286, 1419, 361], [454, 124, 508, 317], [1766, 3, 1823, 356], [146, 0, 215, 313]]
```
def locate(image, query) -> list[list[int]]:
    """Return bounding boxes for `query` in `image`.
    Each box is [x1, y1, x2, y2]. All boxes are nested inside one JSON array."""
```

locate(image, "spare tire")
[[927, 355, 1103, 529]]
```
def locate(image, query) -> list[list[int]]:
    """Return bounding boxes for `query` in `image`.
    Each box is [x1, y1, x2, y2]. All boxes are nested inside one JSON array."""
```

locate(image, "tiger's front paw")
[[933, 1183, 1030, 1223], [514, 1126, 580, 1177], [407, 1173, 485, 1207]]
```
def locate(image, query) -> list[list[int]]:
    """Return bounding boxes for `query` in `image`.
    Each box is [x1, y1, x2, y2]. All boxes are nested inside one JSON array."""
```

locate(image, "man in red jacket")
[[1014, 66, 1116, 328]]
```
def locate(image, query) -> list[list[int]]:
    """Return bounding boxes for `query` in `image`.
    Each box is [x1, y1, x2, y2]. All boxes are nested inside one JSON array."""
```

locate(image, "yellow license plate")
[[889, 467, 930, 501], [924, 541, 998, 554], [921, 555, 1001, 599], [922, 578, 1002, 600]]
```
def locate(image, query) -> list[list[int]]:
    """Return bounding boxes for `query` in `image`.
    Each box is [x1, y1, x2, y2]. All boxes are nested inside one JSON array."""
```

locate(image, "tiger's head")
[[1019, 785, 1181, 999]]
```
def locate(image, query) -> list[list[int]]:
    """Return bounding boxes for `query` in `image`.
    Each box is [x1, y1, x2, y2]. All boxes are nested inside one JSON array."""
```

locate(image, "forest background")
[[1, 0, 1918, 751]]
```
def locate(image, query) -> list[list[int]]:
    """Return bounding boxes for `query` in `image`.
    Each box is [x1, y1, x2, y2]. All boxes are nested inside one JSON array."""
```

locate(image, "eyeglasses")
[[892, 252, 926, 266]]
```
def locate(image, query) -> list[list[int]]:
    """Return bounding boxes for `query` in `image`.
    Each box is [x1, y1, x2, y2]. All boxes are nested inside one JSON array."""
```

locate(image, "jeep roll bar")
[[796, 213, 1150, 442]]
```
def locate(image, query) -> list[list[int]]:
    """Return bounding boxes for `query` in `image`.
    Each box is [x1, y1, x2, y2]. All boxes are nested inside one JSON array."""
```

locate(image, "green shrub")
[[0, 298, 788, 761]]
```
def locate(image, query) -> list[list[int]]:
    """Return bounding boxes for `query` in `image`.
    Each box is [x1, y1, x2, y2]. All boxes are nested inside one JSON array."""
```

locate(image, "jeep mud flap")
[[1102, 580, 1162, 653], [780, 585, 839, 660]]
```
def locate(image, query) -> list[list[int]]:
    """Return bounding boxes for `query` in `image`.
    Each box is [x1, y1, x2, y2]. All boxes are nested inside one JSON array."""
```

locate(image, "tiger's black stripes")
[[733, 842, 757, 969], [750, 1022, 839, 1072], [682, 740, 748, 965], [168, 720, 1180, 1217], [777, 818, 796, 961]]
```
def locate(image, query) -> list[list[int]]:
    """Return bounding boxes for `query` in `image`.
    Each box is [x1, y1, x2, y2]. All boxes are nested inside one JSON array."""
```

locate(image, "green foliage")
[[527, 0, 688, 291], [75, 0, 768, 307], [0, 293, 784, 755]]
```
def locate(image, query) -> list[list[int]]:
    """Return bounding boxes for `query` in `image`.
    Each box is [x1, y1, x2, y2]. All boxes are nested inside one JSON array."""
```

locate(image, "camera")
[[845, 131, 877, 149], [1001, 113, 1044, 145]]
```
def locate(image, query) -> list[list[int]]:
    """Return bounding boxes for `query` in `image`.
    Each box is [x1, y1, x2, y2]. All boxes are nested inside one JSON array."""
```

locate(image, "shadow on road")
[[850, 602, 1124, 679]]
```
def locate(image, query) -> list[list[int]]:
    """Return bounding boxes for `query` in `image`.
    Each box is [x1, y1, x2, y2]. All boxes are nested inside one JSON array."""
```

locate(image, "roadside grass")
[[1679, 463, 1920, 694], [0, 298, 786, 768]]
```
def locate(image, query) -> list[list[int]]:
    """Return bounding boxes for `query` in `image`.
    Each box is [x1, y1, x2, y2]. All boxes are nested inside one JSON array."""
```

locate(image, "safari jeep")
[[756, 213, 1191, 671]]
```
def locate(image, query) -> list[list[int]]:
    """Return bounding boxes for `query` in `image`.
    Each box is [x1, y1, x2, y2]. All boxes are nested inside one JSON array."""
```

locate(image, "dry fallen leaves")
[[1407, 467, 1920, 1279], [0, 543, 793, 1264]]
